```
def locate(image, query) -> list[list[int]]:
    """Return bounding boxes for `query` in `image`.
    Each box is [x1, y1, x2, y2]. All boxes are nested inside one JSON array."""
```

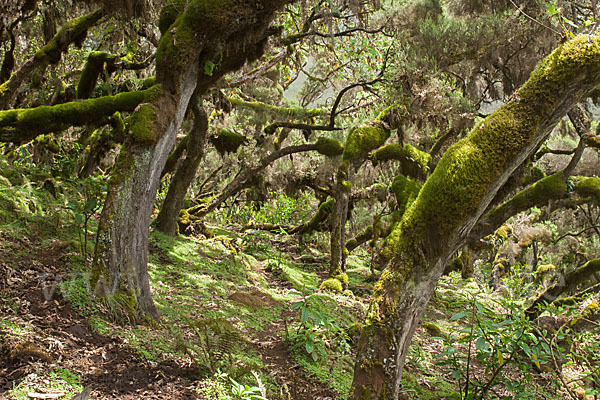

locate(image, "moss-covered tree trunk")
[[155, 97, 208, 236], [351, 35, 600, 399], [91, 0, 292, 320]]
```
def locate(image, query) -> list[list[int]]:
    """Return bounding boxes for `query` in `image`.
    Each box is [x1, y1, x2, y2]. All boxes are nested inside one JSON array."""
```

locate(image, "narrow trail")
[[249, 260, 337, 400]]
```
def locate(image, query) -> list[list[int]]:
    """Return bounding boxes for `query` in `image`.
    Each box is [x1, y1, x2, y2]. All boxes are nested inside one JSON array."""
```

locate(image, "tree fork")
[[91, 0, 293, 321]]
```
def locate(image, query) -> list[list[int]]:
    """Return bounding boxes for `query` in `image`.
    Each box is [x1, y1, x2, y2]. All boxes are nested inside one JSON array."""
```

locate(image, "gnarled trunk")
[[91, 0, 292, 320], [351, 35, 600, 399]]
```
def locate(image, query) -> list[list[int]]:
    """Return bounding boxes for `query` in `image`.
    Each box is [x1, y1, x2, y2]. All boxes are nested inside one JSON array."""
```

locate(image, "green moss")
[[343, 125, 391, 162], [535, 264, 555, 275], [575, 176, 600, 203], [156, 0, 236, 91], [320, 278, 343, 292], [304, 197, 334, 232], [345, 238, 358, 250], [341, 180, 352, 192], [34, 8, 104, 64], [389, 174, 422, 216], [141, 77, 157, 89], [129, 104, 158, 144], [159, 0, 187, 35], [370, 143, 431, 177], [314, 137, 343, 157], [34, 134, 60, 153], [334, 273, 349, 285], [210, 128, 246, 154], [511, 172, 567, 209], [422, 321, 444, 337], [0, 85, 162, 139]]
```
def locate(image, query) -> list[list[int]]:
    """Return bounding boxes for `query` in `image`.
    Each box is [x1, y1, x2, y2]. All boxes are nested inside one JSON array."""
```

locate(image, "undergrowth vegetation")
[[2, 154, 599, 400]]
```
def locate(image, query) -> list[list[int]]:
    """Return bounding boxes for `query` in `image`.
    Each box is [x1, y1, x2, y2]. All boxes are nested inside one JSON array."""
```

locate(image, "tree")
[[350, 34, 600, 399], [0, 0, 294, 320]]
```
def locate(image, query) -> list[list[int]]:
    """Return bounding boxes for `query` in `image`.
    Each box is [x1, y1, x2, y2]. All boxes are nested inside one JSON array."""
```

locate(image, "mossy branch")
[[0, 8, 105, 109], [229, 96, 327, 119], [526, 259, 600, 319], [469, 174, 600, 243], [0, 85, 162, 143], [369, 143, 431, 179]]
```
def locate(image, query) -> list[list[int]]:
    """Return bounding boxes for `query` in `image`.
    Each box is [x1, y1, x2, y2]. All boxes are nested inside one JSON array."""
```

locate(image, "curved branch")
[[0, 8, 105, 109]]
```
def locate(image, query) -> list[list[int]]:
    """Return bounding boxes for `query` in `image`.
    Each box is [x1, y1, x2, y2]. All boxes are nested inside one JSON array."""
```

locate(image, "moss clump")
[[159, 0, 187, 35], [345, 238, 358, 250], [389, 174, 421, 215], [422, 322, 444, 337], [210, 128, 246, 154], [314, 137, 343, 157], [130, 104, 158, 144], [343, 125, 391, 162], [334, 273, 349, 285], [575, 176, 600, 203], [320, 278, 343, 292], [34, 134, 60, 153]]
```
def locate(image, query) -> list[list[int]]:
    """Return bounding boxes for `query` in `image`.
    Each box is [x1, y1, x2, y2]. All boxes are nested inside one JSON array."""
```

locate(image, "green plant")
[[435, 297, 558, 399], [288, 292, 350, 362], [229, 375, 267, 400], [65, 178, 105, 257]]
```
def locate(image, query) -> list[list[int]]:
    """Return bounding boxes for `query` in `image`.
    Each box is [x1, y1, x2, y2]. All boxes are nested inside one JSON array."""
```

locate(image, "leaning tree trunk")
[[155, 97, 208, 236], [351, 35, 600, 399], [91, 0, 292, 320]]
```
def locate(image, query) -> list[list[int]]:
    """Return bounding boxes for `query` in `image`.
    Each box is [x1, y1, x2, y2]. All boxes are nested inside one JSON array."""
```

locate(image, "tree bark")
[[155, 97, 208, 236], [329, 166, 350, 277], [351, 35, 600, 399], [91, 0, 292, 320]]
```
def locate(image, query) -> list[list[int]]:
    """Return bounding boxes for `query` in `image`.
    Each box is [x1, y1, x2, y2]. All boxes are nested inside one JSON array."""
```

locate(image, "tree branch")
[[0, 85, 161, 143]]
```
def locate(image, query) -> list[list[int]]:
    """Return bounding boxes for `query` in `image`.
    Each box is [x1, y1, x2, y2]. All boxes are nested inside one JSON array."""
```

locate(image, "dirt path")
[[250, 265, 338, 400], [1, 233, 340, 400]]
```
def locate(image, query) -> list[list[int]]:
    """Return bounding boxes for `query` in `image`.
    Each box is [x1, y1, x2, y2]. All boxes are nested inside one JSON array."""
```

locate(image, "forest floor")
[[0, 158, 577, 400]]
